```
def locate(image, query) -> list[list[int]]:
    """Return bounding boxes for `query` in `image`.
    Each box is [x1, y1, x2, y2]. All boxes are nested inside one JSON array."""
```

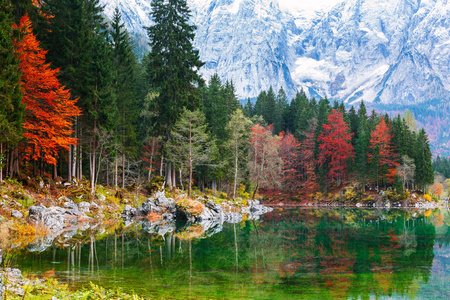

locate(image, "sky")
[[277, 0, 341, 11]]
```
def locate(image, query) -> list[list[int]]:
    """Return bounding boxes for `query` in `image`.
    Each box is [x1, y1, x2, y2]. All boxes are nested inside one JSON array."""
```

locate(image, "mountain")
[[99, 0, 450, 106]]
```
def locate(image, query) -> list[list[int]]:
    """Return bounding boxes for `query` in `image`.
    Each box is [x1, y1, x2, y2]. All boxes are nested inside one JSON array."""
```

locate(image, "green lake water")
[[7, 208, 450, 299]]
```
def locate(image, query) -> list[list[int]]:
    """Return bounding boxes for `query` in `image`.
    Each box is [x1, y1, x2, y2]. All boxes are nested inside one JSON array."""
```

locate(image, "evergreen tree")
[[0, 0, 24, 180], [254, 90, 267, 118], [243, 98, 253, 117], [274, 87, 288, 134], [203, 74, 226, 142], [223, 80, 240, 122], [111, 7, 140, 157], [355, 102, 369, 189], [414, 128, 434, 192], [43, 0, 117, 185], [146, 0, 204, 139], [265, 86, 276, 125]]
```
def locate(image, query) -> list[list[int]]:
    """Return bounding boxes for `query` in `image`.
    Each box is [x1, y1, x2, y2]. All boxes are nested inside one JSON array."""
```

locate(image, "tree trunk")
[[179, 168, 183, 190], [233, 142, 238, 199], [122, 153, 125, 189], [115, 157, 118, 188], [172, 166, 176, 189], [160, 155, 164, 177], [53, 163, 57, 179], [166, 162, 172, 188], [0, 143, 3, 183], [68, 145, 72, 182], [188, 121, 192, 198]]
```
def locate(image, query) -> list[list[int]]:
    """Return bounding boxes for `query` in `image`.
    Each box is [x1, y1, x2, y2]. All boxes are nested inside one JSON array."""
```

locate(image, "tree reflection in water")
[[7, 209, 444, 299]]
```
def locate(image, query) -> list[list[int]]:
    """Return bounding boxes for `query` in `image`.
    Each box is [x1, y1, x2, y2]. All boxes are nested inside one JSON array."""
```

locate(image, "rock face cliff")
[[100, 0, 450, 104]]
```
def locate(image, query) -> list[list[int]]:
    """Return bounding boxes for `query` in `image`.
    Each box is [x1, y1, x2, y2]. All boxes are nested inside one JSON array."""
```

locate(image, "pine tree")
[[243, 98, 253, 117], [414, 128, 434, 192], [223, 80, 240, 122], [146, 0, 204, 139], [203, 74, 226, 142], [274, 87, 288, 134], [355, 101, 369, 189], [111, 7, 140, 157], [43, 0, 115, 184], [0, 0, 24, 180]]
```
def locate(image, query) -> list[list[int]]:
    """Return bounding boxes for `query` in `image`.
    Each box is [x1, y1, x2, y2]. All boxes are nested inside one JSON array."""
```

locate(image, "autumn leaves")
[[14, 15, 80, 166]]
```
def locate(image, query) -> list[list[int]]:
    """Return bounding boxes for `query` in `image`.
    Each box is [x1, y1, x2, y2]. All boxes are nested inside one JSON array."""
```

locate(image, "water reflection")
[[7, 209, 450, 299]]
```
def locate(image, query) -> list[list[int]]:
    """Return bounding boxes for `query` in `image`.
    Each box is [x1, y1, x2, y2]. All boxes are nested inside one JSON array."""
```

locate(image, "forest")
[[0, 0, 434, 201]]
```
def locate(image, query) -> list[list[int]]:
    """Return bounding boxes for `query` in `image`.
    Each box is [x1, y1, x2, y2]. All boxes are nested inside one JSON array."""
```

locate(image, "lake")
[[7, 208, 450, 299]]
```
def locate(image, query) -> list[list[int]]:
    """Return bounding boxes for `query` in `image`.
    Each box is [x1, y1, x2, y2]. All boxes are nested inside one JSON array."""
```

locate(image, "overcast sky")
[[277, 0, 341, 11]]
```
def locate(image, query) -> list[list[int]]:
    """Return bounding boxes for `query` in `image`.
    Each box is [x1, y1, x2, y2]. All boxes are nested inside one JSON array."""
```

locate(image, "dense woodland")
[[0, 0, 434, 200]]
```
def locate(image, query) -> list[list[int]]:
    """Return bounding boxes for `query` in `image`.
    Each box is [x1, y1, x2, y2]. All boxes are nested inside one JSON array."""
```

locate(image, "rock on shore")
[[122, 193, 273, 239], [27, 202, 92, 231]]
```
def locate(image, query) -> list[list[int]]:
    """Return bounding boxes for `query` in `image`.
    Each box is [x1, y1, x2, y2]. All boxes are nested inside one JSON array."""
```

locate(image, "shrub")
[[424, 194, 432, 201], [177, 198, 203, 216], [345, 187, 355, 201], [237, 184, 250, 199], [144, 176, 165, 194]]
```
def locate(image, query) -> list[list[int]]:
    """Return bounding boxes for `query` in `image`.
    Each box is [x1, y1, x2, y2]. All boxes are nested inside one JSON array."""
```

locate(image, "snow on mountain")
[[99, 0, 450, 105]]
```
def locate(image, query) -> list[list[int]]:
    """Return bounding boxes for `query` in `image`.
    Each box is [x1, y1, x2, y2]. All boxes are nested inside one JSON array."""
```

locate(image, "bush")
[[145, 176, 165, 195], [424, 194, 432, 201], [237, 184, 250, 199], [345, 187, 355, 201]]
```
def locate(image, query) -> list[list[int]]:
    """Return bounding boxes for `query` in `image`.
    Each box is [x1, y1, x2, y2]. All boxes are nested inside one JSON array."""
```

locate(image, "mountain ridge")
[[99, 0, 450, 106]]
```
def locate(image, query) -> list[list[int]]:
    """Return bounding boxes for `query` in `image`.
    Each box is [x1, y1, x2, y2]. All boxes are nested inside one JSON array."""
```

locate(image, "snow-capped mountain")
[[99, 0, 450, 105]]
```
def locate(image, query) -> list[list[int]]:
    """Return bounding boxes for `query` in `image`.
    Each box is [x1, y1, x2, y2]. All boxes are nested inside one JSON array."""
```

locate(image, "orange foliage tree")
[[430, 183, 443, 197], [14, 15, 80, 166], [369, 118, 399, 183]]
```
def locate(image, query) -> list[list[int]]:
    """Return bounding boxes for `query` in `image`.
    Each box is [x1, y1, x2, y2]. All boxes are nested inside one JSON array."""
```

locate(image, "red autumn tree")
[[368, 118, 398, 182], [14, 15, 81, 166], [300, 118, 318, 191], [317, 109, 354, 187], [249, 124, 282, 199], [279, 131, 301, 191]]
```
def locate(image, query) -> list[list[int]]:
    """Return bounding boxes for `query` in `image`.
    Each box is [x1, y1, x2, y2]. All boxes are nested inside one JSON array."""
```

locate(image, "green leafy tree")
[[166, 108, 216, 197], [226, 109, 252, 199], [146, 0, 204, 140]]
